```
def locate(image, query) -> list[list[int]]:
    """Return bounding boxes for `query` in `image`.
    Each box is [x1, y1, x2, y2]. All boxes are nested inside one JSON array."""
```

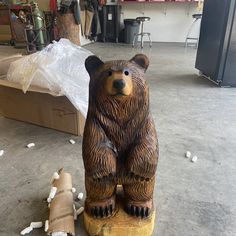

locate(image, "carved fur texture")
[[83, 54, 159, 219]]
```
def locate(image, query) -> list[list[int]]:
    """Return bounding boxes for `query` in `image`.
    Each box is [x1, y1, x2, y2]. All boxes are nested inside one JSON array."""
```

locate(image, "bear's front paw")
[[86, 195, 116, 218], [125, 199, 153, 218], [128, 172, 150, 182]]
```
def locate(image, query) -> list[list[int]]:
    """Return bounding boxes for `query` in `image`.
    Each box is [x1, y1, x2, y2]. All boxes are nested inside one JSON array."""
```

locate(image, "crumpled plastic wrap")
[[7, 39, 92, 117]]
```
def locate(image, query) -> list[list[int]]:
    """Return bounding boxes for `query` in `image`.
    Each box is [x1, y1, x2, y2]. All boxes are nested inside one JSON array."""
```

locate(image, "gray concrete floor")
[[0, 43, 236, 236]]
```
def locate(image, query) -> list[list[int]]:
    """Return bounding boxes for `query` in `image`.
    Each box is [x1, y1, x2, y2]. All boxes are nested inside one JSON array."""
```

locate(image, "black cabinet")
[[99, 5, 121, 43], [195, 0, 236, 87]]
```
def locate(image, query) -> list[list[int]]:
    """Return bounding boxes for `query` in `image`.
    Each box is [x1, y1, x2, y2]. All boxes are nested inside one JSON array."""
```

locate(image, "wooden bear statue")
[[83, 54, 159, 219]]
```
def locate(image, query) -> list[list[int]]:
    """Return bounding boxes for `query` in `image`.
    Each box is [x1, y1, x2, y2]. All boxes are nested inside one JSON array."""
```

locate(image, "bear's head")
[[85, 54, 150, 119]]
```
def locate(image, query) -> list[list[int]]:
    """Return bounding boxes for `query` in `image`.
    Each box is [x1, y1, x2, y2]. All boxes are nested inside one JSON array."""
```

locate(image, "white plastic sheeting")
[[7, 39, 92, 117]]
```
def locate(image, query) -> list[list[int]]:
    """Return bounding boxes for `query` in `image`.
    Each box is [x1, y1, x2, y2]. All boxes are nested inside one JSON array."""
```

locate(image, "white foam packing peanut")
[[26, 143, 35, 148], [69, 139, 76, 144], [73, 204, 77, 220], [76, 207, 84, 216], [20, 226, 33, 235], [49, 186, 57, 199], [0, 150, 4, 157], [185, 151, 191, 158], [30, 221, 43, 228], [52, 232, 67, 236], [51, 172, 60, 183], [44, 220, 49, 232], [191, 155, 198, 163], [77, 192, 83, 200]]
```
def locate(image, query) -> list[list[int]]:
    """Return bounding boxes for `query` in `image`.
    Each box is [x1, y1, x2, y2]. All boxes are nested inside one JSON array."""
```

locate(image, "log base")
[[83, 198, 156, 236]]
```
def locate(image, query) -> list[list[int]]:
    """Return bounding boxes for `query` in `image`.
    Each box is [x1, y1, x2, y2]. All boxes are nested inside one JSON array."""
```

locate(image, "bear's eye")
[[124, 70, 129, 76], [108, 70, 112, 76]]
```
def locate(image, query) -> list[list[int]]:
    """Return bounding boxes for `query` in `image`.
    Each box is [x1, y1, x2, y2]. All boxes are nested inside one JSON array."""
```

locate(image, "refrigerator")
[[195, 0, 236, 87]]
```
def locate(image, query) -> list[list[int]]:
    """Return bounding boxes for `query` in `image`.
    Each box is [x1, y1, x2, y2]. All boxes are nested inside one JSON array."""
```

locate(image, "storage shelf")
[[9, 4, 31, 10]]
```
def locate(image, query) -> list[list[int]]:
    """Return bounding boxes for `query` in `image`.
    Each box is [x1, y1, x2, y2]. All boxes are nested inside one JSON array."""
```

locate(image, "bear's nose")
[[113, 79, 126, 90]]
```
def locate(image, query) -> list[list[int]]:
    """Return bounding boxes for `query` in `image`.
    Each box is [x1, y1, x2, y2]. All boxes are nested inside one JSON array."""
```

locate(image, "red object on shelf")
[[49, 0, 57, 14]]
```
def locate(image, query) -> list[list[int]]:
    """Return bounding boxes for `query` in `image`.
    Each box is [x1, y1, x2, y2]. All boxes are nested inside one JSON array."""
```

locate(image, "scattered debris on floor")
[[0, 149, 4, 157], [73, 204, 77, 220], [191, 155, 198, 163], [20, 221, 43, 235], [47, 186, 57, 202], [30, 222, 43, 228], [47, 197, 52, 203], [51, 172, 60, 183], [44, 220, 49, 232], [20, 169, 84, 235], [26, 143, 35, 148], [20, 226, 33, 235], [76, 207, 84, 216], [69, 139, 76, 145], [77, 192, 84, 200], [185, 151, 191, 158], [185, 151, 198, 163], [52, 232, 68, 236]]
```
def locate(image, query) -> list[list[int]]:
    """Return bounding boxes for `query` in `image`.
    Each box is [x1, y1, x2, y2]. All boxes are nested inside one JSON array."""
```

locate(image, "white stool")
[[185, 14, 202, 48], [132, 16, 152, 49]]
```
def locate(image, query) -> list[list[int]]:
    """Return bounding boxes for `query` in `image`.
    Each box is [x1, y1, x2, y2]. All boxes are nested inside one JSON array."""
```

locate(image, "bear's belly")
[[106, 130, 135, 156]]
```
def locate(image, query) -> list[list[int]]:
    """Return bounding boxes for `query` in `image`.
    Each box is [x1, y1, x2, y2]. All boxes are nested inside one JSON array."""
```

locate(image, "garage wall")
[[121, 2, 201, 43], [37, 1, 201, 43]]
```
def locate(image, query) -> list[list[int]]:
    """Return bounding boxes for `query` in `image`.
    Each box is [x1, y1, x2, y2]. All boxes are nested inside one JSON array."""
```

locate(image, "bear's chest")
[[101, 117, 143, 154]]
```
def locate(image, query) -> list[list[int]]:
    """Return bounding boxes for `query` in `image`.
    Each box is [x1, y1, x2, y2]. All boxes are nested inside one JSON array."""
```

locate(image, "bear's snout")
[[104, 71, 133, 97], [113, 79, 126, 91]]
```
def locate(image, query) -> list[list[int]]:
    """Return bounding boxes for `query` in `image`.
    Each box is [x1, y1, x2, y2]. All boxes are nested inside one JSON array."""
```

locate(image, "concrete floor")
[[0, 43, 236, 236]]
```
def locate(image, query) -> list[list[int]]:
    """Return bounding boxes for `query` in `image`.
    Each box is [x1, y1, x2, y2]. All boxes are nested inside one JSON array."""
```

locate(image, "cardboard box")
[[0, 79, 85, 136], [0, 54, 23, 75], [0, 26, 11, 42]]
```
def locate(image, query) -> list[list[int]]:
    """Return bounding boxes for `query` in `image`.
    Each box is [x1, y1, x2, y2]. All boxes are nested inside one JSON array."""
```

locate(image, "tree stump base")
[[83, 196, 156, 236]]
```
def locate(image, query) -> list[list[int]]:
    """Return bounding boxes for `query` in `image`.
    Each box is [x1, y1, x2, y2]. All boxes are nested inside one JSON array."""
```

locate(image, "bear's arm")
[[126, 116, 159, 180], [82, 119, 117, 180]]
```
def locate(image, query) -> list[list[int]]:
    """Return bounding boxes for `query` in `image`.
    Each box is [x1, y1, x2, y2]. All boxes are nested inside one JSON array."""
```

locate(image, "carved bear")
[[83, 54, 159, 219]]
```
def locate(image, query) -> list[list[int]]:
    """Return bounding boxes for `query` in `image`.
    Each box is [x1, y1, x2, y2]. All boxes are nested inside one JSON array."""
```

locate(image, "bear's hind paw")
[[125, 200, 153, 218], [86, 196, 116, 218], [91, 204, 115, 218]]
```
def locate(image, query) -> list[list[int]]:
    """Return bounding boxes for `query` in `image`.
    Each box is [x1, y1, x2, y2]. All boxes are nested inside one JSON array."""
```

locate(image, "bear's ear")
[[85, 55, 104, 76], [130, 54, 149, 72]]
